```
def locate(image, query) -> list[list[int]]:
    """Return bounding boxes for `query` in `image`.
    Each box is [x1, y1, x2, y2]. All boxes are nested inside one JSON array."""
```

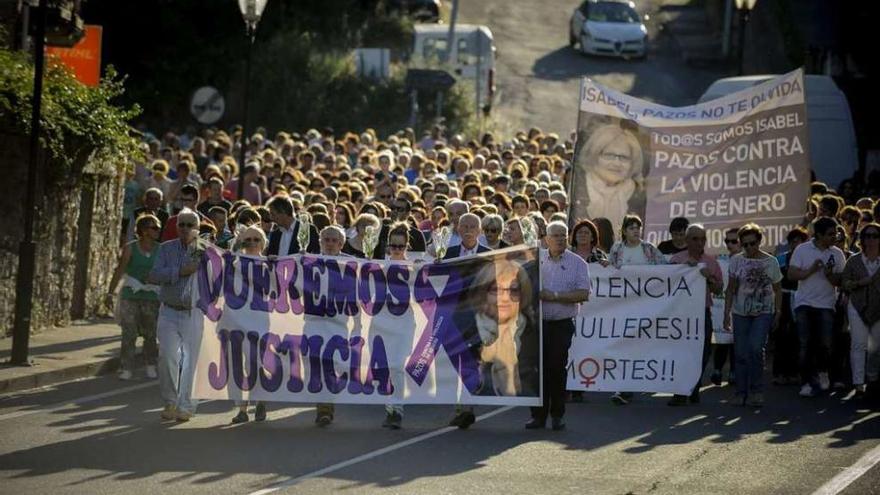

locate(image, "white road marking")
[[0, 382, 157, 422], [248, 405, 516, 495], [813, 442, 880, 495]]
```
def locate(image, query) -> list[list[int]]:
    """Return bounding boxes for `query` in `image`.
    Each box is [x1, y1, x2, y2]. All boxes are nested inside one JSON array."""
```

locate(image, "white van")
[[699, 75, 859, 189], [411, 24, 496, 112]]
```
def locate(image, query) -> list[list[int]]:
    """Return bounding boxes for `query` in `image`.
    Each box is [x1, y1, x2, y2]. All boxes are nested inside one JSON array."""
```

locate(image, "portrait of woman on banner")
[[455, 258, 539, 397], [575, 120, 647, 231]]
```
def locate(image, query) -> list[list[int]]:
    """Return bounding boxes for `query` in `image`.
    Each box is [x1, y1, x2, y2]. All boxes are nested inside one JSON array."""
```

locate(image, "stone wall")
[[0, 131, 122, 336]]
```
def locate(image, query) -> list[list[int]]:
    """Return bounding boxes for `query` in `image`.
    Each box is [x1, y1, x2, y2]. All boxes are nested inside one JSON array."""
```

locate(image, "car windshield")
[[588, 2, 640, 23]]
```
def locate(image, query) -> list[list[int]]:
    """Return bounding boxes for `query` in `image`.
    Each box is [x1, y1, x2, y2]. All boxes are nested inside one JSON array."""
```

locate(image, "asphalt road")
[[457, 0, 726, 137], [0, 373, 878, 494]]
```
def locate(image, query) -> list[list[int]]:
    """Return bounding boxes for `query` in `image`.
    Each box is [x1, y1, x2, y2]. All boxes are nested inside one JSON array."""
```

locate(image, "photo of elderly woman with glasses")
[[570, 119, 647, 231], [454, 258, 540, 398]]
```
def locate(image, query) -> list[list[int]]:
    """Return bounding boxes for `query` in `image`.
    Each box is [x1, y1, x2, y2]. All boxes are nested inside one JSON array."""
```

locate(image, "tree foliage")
[[81, 0, 474, 135], [0, 45, 141, 178]]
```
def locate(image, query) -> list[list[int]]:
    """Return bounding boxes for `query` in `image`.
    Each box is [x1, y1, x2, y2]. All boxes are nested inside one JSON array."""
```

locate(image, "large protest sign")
[[569, 69, 810, 253], [190, 245, 542, 406], [567, 264, 706, 395]]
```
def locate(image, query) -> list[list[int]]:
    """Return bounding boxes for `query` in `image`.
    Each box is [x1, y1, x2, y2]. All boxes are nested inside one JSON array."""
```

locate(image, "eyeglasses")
[[724, 238, 739, 245], [600, 152, 631, 162], [388, 243, 407, 250], [741, 240, 759, 248], [178, 222, 196, 229], [484, 228, 500, 234], [488, 286, 521, 301]]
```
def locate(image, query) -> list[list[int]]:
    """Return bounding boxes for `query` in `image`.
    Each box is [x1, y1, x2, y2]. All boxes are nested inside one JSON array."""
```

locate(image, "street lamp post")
[[735, 0, 758, 76], [10, 0, 48, 366], [236, 0, 268, 200]]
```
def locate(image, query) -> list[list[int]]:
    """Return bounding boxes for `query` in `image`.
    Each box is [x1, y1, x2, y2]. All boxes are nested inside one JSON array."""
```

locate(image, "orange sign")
[[46, 25, 102, 87]]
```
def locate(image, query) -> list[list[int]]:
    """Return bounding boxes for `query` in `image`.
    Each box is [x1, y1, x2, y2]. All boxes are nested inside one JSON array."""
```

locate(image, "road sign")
[[45, 25, 102, 87], [405, 69, 456, 91], [190, 86, 225, 125]]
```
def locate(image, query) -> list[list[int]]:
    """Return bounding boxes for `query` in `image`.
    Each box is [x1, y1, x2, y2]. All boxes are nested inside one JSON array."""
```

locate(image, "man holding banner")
[[527, 221, 590, 431], [668, 224, 723, 406]]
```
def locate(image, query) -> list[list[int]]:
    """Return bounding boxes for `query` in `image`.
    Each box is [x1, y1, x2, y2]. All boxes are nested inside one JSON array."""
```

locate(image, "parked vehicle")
[[569, 0, 647, 59], [387, 0, 442, 23], [411, 23, 496, 113], [699, 75, 859, 189]]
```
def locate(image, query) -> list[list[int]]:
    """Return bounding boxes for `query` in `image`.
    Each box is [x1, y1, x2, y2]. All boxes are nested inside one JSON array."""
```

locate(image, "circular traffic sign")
[[190, 86, 225, 125]]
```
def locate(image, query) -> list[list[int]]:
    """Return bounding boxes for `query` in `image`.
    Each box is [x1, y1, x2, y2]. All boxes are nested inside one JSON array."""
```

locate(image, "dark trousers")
[[713, 344, 735, 375], [693, 308, 713, 398], [531, 318, 575, 421], [795, 306, 835, 385], [772, 292, 799, 378], [677, 308, 712, 400]]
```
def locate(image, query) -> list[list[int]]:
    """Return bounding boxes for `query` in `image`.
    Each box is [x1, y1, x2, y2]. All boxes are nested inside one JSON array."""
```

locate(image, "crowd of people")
[[107, 122, 880, 430]]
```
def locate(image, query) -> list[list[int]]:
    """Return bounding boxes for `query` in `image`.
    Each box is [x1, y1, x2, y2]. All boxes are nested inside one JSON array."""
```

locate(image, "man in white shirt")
[[788, 217, 845, 397]]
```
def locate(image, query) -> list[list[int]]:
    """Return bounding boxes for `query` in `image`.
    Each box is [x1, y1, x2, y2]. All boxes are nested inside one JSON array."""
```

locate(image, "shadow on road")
[[0, 376, 877, 490]]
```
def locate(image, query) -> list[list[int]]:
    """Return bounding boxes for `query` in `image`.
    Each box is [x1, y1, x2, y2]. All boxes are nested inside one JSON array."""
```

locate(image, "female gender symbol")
[[578, 358, 601, 387]]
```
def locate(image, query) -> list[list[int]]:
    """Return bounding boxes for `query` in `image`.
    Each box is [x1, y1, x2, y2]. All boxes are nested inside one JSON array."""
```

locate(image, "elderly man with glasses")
[[148, 208, 205, 422], [527, 221, 590, 431]]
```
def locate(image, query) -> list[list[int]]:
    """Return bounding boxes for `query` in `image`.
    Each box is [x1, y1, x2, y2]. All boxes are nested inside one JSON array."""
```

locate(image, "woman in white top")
[[722, 223, 783, 407], [231, 225, 269, 424], [605, 214, 665, 405], [842, 223, 880, 398]]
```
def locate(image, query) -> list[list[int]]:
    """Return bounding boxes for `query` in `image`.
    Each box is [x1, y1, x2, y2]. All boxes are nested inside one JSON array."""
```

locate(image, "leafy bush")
[[0, 46, 141, 178]]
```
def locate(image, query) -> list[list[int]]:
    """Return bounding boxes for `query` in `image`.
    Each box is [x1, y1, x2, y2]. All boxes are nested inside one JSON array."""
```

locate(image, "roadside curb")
[[0, 356, 120, 395]]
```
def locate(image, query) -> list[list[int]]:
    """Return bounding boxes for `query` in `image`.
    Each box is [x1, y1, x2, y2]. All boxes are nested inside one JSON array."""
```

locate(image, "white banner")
[[567, 264, 706, 395]]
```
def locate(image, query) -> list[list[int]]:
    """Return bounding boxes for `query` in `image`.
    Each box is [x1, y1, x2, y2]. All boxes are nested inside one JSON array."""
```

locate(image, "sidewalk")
[[0, 319, 122, 395]]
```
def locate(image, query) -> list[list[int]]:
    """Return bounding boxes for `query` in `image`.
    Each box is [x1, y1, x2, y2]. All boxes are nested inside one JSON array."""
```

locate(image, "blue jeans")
[[733, 314, 772, 396], [157, 305, 201, 413], [795, 306, 834, 386]]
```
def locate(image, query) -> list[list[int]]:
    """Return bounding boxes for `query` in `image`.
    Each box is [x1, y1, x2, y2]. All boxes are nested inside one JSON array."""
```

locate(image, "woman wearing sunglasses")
[[842, 223, 880, 398], [381, 223, 415, 429], [723, 223, 783, 407], [107, 214, 162, 381], [230, 225, 269, 424]]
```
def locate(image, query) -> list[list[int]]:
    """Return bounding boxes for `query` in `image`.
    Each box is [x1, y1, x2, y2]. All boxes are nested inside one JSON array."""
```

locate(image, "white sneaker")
[[118, 369, 133, 381], [145, 365, 158, 379], [818, 372, 831, 391], [799, 383, 815, 397]]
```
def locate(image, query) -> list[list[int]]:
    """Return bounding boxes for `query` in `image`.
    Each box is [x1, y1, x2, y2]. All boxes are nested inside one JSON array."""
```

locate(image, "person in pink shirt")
[[668, 224, 723, 406]]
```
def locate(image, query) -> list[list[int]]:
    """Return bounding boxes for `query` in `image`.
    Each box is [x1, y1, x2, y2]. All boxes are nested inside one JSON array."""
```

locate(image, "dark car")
[[386, 0, 441, 23]]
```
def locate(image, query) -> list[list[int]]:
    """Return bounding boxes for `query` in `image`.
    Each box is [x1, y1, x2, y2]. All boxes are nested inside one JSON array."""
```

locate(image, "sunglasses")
[[488, 286, 522, 301], [388, 243, 407, 250], [741, 240, 759, 248], [724, 238, 739, 244]]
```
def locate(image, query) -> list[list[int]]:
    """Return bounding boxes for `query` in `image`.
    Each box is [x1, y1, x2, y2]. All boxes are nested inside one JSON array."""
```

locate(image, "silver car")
[[569, 0, 647, 59]]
